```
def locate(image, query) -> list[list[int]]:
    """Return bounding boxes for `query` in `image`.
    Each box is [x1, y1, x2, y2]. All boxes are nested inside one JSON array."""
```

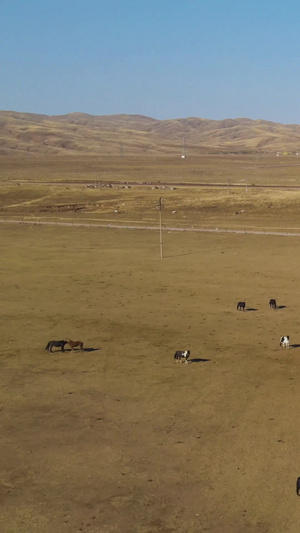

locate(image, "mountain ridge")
[[1, 110, 300, 156]]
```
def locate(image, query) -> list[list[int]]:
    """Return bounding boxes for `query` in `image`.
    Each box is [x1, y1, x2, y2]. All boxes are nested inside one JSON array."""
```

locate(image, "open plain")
[[2, 149, 300, 532]]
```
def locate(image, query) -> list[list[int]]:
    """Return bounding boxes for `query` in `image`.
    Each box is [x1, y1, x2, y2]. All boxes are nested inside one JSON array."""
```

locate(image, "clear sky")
[[1, 0, 300, 123]]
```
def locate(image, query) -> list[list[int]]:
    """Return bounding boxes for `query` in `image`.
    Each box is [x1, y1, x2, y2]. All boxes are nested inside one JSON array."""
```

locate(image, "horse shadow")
[[189, 358, 210, 363], [64, 347, 100, 353], [290, 344, 300, 349], [246, 308, 258, 312], [277, 305, 287, 310]]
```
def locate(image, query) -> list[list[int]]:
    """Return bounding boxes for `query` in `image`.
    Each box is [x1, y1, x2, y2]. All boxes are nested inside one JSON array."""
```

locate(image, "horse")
[[237, 301, 246, 311], [66, 338, 84, 352], [279, 336, 290, 349], [269, 298, 277, 309], [296, 477, 300, 495], [45, 340, 67, 352], [174, 350, 190, 364]]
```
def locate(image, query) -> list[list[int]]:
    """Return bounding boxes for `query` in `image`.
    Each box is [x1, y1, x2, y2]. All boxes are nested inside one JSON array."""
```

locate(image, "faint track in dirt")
[[4, 195, 50, 209], [0, 218, 300, 237]]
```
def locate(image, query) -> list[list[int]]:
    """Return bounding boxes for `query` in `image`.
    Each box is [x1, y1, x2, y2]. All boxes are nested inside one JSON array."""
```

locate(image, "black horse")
[[45, 340, 67, 352], [237, 301, 246, 311], [269, 298, 277, 309]]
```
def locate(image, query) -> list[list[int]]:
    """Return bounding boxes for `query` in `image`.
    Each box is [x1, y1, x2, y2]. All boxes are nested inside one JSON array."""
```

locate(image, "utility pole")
[[182, 136, 186, 158], [159, 197, 163, 259]]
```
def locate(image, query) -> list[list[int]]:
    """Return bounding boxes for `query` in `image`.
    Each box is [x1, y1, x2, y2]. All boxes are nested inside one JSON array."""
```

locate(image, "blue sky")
[[1, 0, 300, 123]]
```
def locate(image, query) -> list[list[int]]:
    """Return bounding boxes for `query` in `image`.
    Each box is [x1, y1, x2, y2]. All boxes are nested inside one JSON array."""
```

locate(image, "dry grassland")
[[1, 222, 300, 532], [2, 153, 300, 235], [2, 154, 300, 532], [2, 153, 300, 186], [2, 179, 300, 233]]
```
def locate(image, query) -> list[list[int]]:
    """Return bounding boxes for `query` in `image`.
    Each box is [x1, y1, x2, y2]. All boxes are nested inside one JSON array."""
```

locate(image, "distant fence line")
[[0, 217, 300, 237]]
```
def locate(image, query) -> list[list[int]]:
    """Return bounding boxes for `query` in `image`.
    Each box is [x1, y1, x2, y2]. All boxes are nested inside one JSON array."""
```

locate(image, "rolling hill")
[[1, 110, 300, 156]]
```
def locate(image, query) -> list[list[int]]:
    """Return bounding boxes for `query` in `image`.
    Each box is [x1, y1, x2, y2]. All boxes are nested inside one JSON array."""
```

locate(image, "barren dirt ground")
[[1, 223, 300, 532]]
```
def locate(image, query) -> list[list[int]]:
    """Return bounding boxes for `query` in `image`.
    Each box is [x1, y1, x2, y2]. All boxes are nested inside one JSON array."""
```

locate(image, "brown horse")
[[66, 338, 84, 352]]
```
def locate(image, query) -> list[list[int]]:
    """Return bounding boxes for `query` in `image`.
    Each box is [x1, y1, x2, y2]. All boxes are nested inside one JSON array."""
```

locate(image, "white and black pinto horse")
[[269, 298, 277, 309], [237, 301, 246, 311], [279, 336, 290, 349], [174, 350, 190, 363]]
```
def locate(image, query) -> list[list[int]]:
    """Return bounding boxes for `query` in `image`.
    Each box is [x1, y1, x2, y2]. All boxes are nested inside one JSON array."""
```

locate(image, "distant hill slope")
[[1, 110, 300, 156]]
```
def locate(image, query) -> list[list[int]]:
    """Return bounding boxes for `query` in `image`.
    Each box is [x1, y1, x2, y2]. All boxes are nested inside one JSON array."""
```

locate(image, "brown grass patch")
[[1, 224, 300, 532]]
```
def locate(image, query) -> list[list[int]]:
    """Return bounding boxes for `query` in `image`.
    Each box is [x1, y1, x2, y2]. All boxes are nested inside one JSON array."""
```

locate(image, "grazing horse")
[[66, 338, 84, 352], [45, 340, 67, 352], [269, 298, 277, 309], [174, 350, 190, 364], [279, 336, 290, 349], [237, 301, 246, 311]]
